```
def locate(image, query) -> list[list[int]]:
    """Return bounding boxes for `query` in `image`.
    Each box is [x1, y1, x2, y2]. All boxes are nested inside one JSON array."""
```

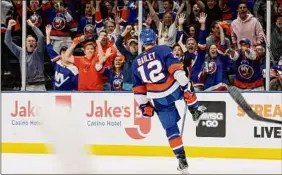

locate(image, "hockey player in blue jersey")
[[132, 28, 206, 174]]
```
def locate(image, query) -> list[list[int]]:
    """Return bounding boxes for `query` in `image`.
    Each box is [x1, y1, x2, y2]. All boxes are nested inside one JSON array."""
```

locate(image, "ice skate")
[[190, 105, 206, 122], [177, 152, 189, 174]]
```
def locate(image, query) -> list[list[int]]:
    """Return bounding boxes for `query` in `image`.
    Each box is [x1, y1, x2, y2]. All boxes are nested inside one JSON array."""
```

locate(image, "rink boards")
[[1, 92, 282, 160]]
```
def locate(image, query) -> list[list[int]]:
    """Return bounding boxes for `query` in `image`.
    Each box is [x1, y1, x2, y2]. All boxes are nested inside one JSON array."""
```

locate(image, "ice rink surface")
[[2, 153, 282, 174]]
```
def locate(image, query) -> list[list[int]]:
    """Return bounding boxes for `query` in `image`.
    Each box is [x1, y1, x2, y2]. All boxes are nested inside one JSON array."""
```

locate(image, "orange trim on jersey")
[[234, 79, 263, 89], [222, 13, 233, 20], [121, 8, 129, 21], [169, 137, 183, 149], [168, 64, 183, 75], [50, 30, 70, 37], [133, 85, 147, 94], [95, 10, 102, 22], [146, 75, 175, 92], [212, 85, 228, 91]]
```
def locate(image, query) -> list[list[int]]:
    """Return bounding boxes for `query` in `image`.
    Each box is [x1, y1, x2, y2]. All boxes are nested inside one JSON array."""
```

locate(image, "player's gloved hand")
[[181, 82, 198, 106], [139, 101, 155, 118]]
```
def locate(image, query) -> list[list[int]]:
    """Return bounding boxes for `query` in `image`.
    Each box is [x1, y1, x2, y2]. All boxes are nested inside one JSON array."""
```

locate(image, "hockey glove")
[[181, 82, 198, 108], [139, 101, 155, 118]]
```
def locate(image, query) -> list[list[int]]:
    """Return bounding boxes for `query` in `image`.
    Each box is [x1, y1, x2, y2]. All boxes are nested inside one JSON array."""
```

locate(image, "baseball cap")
[[127, 37, 138, 45]]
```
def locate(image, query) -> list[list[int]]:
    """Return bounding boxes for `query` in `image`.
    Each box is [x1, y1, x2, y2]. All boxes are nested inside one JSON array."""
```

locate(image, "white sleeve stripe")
[[134, 94, 149, 106], [173, 70, 189, 87]]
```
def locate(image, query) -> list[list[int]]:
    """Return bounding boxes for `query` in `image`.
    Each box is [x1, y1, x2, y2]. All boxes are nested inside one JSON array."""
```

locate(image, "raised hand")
[[197, 12, 207, 24], [8, 19, 16, 29], [126, 25, 133, 32], [27, 19, 35, 27], [115, 13, 122, 25], [72, 35, 85, 45], [178, 13, 186, 25], [45, 24, 52, 35]]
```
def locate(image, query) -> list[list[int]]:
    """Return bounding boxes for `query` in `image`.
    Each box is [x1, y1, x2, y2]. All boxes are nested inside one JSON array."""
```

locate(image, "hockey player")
[[132, 28, 206, 174]]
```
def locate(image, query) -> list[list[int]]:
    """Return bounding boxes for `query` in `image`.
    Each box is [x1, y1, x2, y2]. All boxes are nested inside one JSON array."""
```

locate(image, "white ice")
[[2, 153, 281, 174]]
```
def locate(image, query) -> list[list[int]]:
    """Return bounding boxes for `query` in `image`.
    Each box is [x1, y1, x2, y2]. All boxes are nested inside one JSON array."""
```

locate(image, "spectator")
[[177, 36, 197, 78], [185, 0, 205, 27], [177, 13, 200, 79], [115, 25, 138, 91], [46, 0, 74, 53], [228, 38, 264, 91], [206, 20, 231, 49], [62, 36, 107, 91], [270, 15, 282, 64], [172, 44, 184, 62], [188, 12, 209, 90], [199, 44, 230, 91], [231, 2, 264, 49], [5, 19, 46, 91], [253, 0, 267, 31], [104, 0, 117, 19], [45, 24, 78, 91], [219, 0, 237, 23], [196, 20, 230, 91], [205, 0, 222, 34], [95, 0, 129, 43], [1, 0, 14, 76], [187, 25, 198, 41], [96, 30, 117, 68], [177, 13, 199, 42], [147, 0, 185, 47], [76, 2, 97, 41], [27, 0, 50, 33], [96, 53, 125, 91], [158, 0, 177, 20]]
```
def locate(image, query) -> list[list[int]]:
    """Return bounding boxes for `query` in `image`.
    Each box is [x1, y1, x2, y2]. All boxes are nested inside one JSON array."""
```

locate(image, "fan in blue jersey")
[[45, 24, 78, 91], [132, 28, 206, 174], [95, 53, 125, 91]]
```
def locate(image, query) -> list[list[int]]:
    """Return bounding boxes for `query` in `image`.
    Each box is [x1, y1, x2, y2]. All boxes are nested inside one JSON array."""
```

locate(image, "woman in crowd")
[[95, 52, 125, 91]]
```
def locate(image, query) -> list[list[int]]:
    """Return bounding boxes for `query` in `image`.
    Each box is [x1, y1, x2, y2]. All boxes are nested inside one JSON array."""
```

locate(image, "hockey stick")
[[180, 104, 188, 137], [227, 86, 282, 125]]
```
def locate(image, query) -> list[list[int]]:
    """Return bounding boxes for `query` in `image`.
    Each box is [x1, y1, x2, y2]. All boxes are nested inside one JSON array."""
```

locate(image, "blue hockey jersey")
[[77, 16, 97, 40], [198, 54, 230, 91], [132, 45, 183, 99], [103, 68, 124, 91], [46, 44, 78, 91], [233, 50, 263, 89]]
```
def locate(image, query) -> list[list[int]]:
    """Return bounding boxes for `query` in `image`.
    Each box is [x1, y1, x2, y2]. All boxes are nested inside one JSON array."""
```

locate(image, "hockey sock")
[[165, 124, 185, 159]]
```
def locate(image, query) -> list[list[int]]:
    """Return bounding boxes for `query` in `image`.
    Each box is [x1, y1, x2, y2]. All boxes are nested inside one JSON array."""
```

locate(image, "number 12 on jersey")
[[137, 60, 165, 83]]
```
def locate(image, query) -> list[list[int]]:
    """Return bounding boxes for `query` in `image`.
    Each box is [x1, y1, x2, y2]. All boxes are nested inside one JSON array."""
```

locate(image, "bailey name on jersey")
[[137, 52, 156, 66]]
